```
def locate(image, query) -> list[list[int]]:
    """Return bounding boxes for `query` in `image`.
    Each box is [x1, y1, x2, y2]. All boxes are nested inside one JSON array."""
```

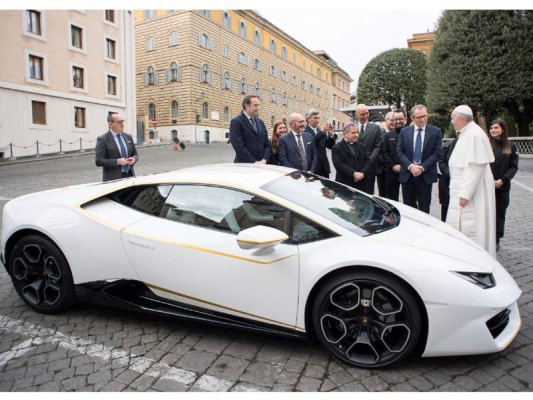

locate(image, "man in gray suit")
[[95, 113, 138, 182], [355, 104, 382, 194]]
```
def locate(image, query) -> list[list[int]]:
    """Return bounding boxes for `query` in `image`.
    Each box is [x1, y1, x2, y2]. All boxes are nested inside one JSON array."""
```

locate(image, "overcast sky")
[[258, 9, 442, 92]]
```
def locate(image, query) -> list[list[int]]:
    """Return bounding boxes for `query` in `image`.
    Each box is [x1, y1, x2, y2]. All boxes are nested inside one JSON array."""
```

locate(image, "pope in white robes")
[[446, 105, 497, 257]]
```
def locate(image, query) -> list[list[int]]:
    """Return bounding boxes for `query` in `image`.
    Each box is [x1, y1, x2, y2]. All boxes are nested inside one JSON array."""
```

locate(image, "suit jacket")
[[397, 124, 443, 184], [358, 122, 382, 174], [304, 125, 336, 175], [332, 140, 371, 191], [279, 132, 318, 172], [95, 131, 138, 182], [229, 112, 271, 163]]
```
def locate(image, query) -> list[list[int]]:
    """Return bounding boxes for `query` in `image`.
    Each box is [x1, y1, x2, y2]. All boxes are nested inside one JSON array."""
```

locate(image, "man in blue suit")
[[230, 95, 271, 163], [397, 104, 443, 213], [303, 109, 337, 178], [279, 113, 318, 173]]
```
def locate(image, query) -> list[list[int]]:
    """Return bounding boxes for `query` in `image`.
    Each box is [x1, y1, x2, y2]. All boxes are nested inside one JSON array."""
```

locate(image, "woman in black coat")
[[488, 119, 519, 250], [269, 121, 288, 165]]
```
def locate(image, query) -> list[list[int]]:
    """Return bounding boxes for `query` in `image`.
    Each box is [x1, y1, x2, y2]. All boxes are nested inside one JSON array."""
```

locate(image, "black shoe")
[[496, 240, 500, 252]]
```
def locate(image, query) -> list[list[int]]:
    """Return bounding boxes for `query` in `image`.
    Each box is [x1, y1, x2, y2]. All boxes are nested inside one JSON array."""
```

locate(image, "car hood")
[[367, 200, 501, 274]]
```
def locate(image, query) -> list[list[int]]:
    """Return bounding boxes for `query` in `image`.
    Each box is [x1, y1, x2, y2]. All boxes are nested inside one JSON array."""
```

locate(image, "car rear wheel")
[[9, 235, 74, 314], [312, 270, 422, 368]]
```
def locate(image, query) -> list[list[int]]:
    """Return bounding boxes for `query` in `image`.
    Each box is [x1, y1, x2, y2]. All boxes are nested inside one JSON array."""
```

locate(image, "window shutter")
[[153, 70, 157, 85], [198, 34, 202, 46], [177, 66, 182, 82], [208, 71, 213, 85], [143, 72, 148, 87], [207, 38, 212, 50], [165, 69, 170, 83]]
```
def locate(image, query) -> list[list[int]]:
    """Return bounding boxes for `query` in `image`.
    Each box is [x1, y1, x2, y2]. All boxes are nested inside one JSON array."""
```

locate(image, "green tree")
[[427, 10, 533, 136], [357, 48, 428, 114]]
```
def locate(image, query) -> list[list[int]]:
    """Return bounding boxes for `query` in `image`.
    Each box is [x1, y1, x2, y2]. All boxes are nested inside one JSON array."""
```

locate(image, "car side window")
[[289, 213, 336, 244], [160, 185, 287, 234], [108, 185, 172, 217]]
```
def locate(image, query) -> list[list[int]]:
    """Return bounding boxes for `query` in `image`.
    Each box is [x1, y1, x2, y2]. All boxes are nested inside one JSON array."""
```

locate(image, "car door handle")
[[127, 238, 155, 250]]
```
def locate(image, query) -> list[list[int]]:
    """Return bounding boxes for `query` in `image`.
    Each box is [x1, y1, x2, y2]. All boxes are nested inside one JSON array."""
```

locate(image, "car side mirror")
[[236, 226, 288, 250]]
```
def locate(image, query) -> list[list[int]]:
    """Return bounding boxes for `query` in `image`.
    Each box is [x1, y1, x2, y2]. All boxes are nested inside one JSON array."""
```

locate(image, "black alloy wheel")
[[312, 270, 422, 368], [9, 235, 74, 313]]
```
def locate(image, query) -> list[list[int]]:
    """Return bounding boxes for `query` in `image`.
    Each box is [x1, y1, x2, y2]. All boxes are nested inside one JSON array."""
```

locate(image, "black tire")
[[312, 270, 422, 368], [8, 235, 75, 314]]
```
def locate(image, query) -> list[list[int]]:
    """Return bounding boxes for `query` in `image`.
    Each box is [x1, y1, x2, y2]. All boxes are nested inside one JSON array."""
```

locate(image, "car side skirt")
[[75, 280, 307, 340]]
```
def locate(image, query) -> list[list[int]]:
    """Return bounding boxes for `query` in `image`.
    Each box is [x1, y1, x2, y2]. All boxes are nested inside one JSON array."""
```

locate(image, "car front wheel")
[[312, 270, 422, 368], [9, 235, 74, 314]]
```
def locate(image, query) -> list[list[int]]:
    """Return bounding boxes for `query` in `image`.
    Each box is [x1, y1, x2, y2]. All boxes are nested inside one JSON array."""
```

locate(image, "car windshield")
[[262, 172, 400, 236]]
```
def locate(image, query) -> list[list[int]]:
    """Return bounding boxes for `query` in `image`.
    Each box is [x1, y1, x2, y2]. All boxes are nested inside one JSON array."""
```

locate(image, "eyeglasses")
[[113, 120, 125, 123], [413, 115, 428, 120]]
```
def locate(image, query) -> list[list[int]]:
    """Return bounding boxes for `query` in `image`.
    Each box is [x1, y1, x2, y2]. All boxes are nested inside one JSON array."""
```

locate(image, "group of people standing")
[[229, 95, 519, 258]]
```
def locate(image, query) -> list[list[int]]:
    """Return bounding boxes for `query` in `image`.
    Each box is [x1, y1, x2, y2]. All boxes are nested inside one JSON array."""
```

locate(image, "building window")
[[291, 75, 297, 85], [317, 68, 322, 79], [292, 52, 296, 64], [238, 52, 247, 65], [147, 37, 155, 51], [223, 44, 229, 58], [74, 107, 86, 128], [171, 101, 179, 119], [325, 72, 329, 82], [106, 38, 116, 59], [239, 77, 246, 94], [29, 55, 43, 80], [199, 33, 212, 49], [26, 10, 41, 35], [302, 80, 307, 90], [71, 25, 83, 49], [168, 62, 181, 82], [281, 71, 288, 82], [202, 102, 209, 119], [282, 46, 287, 60], [270, 88, 276, 103], [282, 92, 287, 106], [32, 100, 46, 125], [271, 116, 275, 128], [293, 96, 298, 109], [222, 71, 231, 90], [269, 65, 276, 77], [239, 21, 247, 38], [222, 11, 231, 29], [317, 88, 321, 97], [105, 10, 115, 23], [254, 82, 261, 97], [200, 10, 211, 18], [253, 58, 261, 71], [224, 106, 229, 122], [200, 64, 211, 84], [269, 38, 276, 54], [147, 66, 156, 85], [310, 63, 314, 75], [309, 84, 314, 94], [148, 103, 156, 120], [107, 75, 117, 95], [169, 32, 179, 46], [302, 58, 306, 70], [254, 29, 261, 46], [144, 10, 156, 20], [72, 66, 84, 89]]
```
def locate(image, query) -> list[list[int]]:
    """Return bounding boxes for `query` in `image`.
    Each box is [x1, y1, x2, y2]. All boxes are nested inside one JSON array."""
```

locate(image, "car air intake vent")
[[486, 309, 511, 339]]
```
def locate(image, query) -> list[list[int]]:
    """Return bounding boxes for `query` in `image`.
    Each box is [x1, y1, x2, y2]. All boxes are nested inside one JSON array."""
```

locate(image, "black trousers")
[[376, 170, 387, 197], [438, 174, 450, 222], [385, 170, 400, 201], [495, 189, 510, 240], [365, 173, 376, 195], [401, 176, 432, 214]]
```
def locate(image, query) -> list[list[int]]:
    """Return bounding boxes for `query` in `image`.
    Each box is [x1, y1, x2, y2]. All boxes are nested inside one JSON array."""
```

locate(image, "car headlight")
[[452, 272, 496, 289]]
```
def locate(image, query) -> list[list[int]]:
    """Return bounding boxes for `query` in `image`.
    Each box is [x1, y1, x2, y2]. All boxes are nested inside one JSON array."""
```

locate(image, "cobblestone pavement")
[[0, 144, 532, 392]]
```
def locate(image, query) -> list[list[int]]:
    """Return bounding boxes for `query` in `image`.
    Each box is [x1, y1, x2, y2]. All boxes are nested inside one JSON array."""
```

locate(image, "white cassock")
[[446, 121, 496, 257]]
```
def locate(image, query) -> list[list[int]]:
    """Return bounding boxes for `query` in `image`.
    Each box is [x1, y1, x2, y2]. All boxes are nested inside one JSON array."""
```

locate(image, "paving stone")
[[206, 354, 249, 381], [283, 359, 306, 373], [189, 374, 234, 392], [38, 381, 61, 391], [230, 382, 270, 392], [320, 378, 337, 392], [511, 363, 533, 384], [54, 367, 75, 381], [176, 350, 217, 374], [0, 380, 14, 391], [407, 375, 434, 391], [256, 343, 292, 364], [25, 363, 48, 377], [303, 364, 326, 379], [390, 382, 417, 391], [451, 375, 483, 391], [115, 369, 142, 385], [223, 339, 261, 360], [295, 376, 322, 392], [422, 369, 452, 386], [87, 369, 112, 385], [152, 377, 188, 392], [170, 343, 191, 356], [33, 372, 54, 386], [360, 374, 390, 391], [11, 376, 34, 390], [130, 375, 157, 391], [48, 358, 71, 372], [276, 370, 300, 385], [194, 334, 232, 355], [308, 351, 331, 366], [328, 369, 354, 386], [338, 382, 368, 391], [468, 369, 496, 385], [61, 376, 87, 391], [272, 383, 295, 391], [240, 361, 282, 387], [378, 369, 408, 384]]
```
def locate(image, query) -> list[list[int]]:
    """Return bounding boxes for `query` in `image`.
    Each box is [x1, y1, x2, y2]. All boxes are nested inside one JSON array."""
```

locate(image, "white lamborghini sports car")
[[1, 164, 521, 368]]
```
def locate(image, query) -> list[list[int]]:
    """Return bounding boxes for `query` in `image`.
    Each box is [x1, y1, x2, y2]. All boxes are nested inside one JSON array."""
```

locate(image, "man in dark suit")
[[380, 111, 406, 201], [303, 109, 337, 178], [438, 137, 458, 221], [356, 104, 382, 195], [332, 123, 371, 192], [95, 113, 138, 182], [279, 113, 318, 173], [230, 95, 271, 164], [397, 104, 443, 213], [376, 112, 395, 197]]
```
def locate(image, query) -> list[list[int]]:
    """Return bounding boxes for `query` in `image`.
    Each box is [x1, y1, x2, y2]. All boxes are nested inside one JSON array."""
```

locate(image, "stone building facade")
[[0, 10, 136, 158], [134, 10, 352, 143]]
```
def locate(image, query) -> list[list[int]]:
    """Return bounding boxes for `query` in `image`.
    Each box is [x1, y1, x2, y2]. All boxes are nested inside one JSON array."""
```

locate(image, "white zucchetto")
[[454, 105, 473, 117]]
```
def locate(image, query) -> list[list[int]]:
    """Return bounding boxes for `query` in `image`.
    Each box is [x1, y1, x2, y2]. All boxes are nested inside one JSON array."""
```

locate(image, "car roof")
[[133, 163, 297, 189]]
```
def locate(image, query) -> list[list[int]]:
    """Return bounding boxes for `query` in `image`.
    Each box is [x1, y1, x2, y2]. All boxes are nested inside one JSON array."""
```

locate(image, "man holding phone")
[[95, 112, 139, 181]]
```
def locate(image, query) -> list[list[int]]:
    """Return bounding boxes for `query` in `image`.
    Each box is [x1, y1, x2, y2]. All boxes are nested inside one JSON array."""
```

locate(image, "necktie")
[[250, 117, 257, 132], [296, 134, 308, 171], [360, 124, 365, 138], [117, 134, 130, 173], [414, 128, 422, 164]]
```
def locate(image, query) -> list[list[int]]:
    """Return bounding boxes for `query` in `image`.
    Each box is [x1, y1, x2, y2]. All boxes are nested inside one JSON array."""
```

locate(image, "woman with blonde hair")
[[269, 121, 288, 165]]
